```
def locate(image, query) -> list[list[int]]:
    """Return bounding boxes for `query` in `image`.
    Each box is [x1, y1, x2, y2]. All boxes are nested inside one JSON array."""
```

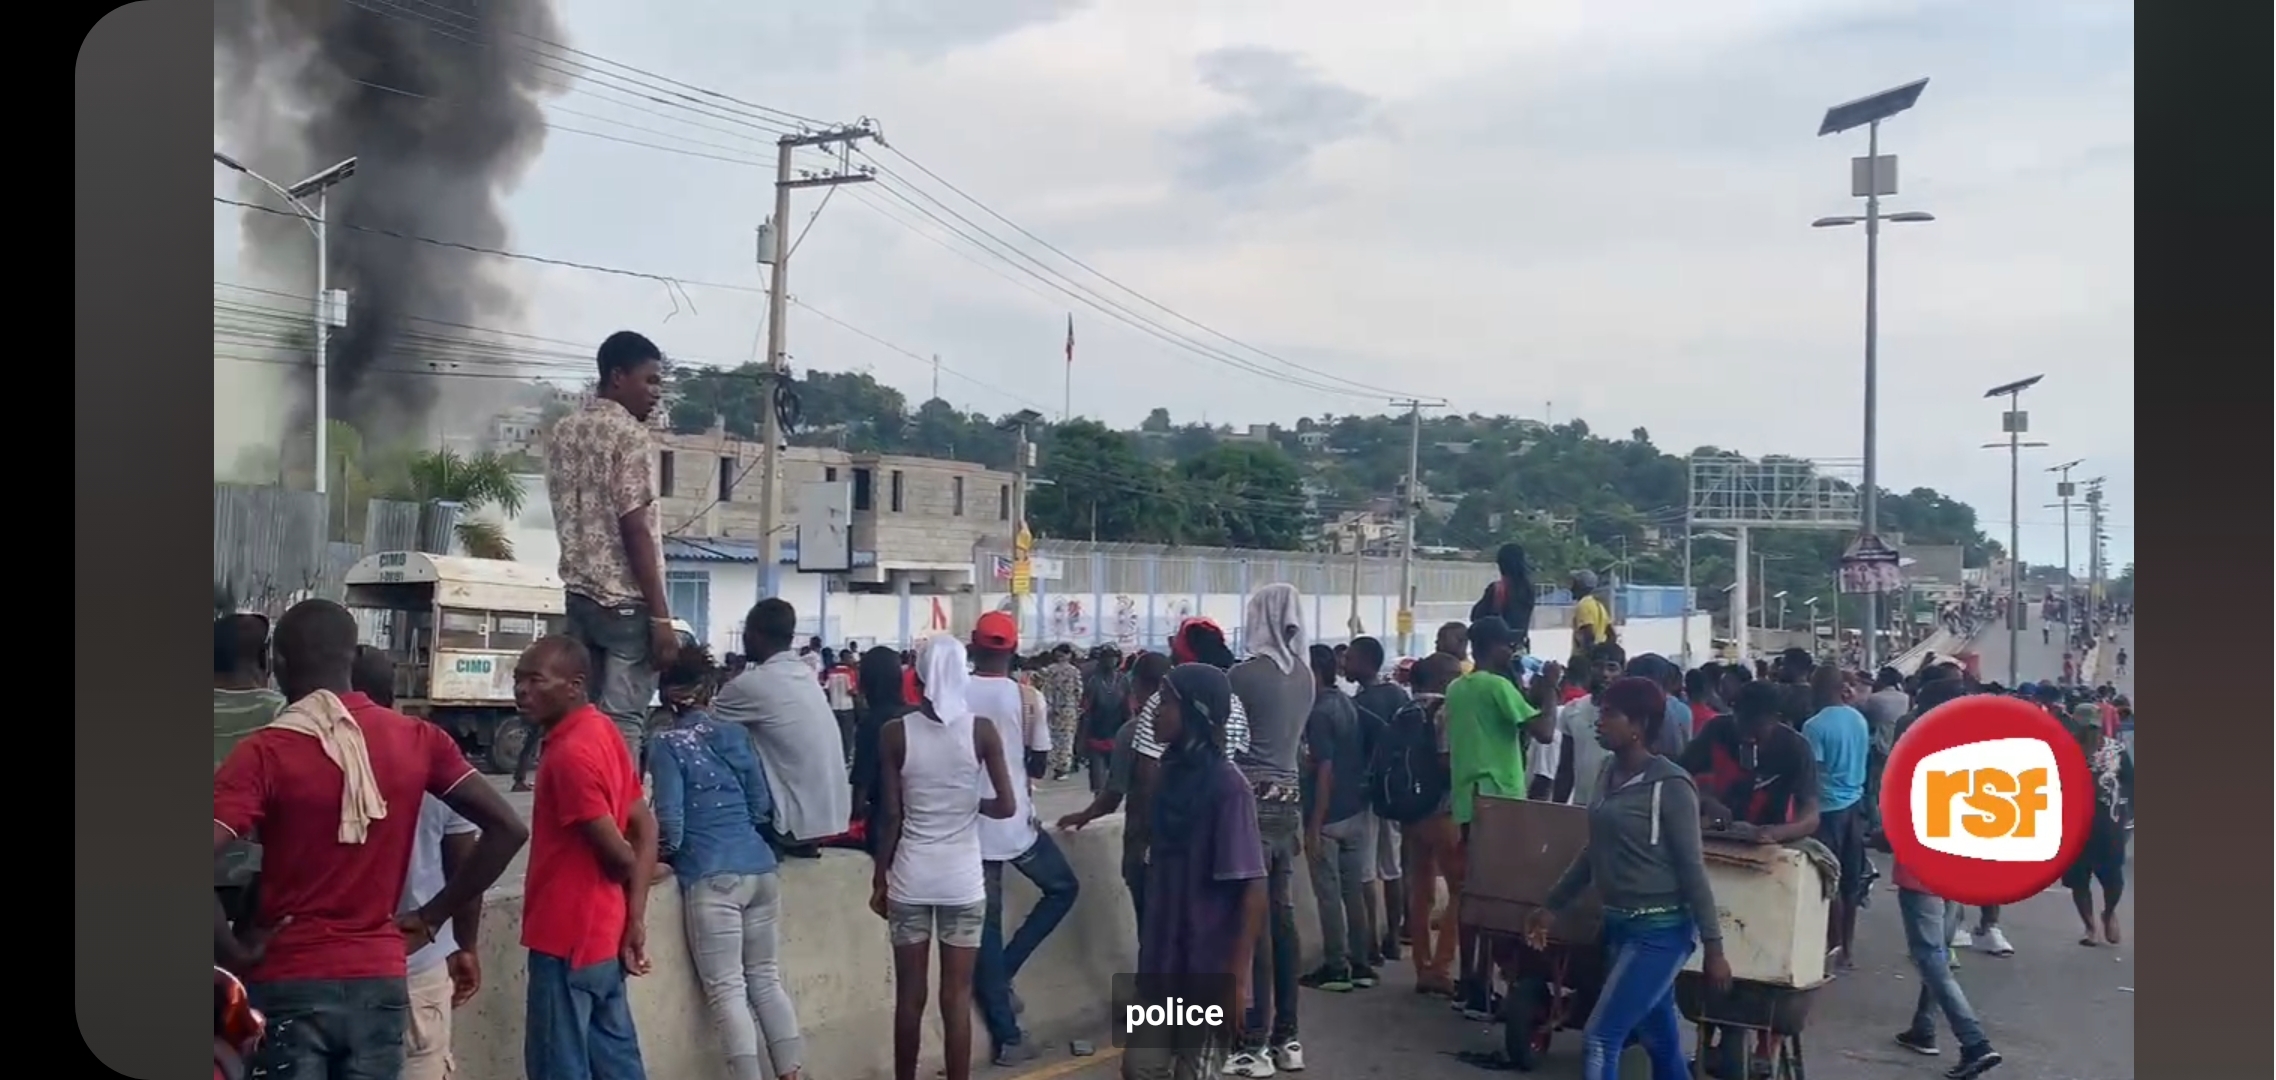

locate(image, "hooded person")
[[1125, 663, 1267, 1080], [1470, 543, 1537, 654], [1221, 583, 1314, 1077]]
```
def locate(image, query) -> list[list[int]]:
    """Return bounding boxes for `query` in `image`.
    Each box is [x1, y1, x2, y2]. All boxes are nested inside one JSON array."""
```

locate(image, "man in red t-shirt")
[[515, 636, 661, 1080], [212, 601, 528, 1080]]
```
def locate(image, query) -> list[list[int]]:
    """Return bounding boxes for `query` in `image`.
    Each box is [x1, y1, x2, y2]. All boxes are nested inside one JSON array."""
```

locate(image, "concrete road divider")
[[449, 814, 1334, 1080]]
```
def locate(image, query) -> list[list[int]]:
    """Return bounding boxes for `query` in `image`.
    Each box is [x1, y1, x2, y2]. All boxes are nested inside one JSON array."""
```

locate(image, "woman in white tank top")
[[871, 636, 1018, 1080]]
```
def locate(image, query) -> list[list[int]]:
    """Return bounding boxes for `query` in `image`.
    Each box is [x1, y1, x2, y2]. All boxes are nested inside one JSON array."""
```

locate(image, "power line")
[[865, 143, 1408, 398]]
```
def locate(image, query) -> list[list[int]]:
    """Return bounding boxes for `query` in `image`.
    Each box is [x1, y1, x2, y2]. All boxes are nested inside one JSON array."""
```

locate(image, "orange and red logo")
[[1880, 694, 2094, 906]]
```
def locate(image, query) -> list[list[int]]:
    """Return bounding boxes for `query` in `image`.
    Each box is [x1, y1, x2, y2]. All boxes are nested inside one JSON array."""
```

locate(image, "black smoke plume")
[[215, 0, 567, 443]]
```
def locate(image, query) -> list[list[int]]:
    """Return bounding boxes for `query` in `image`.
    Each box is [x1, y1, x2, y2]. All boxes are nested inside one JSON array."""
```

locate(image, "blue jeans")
[[1897, 890, 1991, 1053], [526, 951, 649, 1080], [245, 976, 409, 1080], [1581, 918, 1694, 1080], [977, 831, 1082, 1048]]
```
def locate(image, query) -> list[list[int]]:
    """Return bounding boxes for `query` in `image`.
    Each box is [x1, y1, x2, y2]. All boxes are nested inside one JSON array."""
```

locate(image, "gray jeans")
[[684, 872, 805, 1080], [1306, 813, 1372, 969], [567, 593, 661, 771]]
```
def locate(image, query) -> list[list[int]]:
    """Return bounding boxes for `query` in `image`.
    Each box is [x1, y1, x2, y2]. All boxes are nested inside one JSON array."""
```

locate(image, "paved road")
[[961, 625, 2138, 1080], [971, 853, 2135, 1080]]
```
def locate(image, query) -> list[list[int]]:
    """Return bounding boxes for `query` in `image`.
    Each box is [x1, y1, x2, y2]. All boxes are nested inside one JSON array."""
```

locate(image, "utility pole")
[[931, 353, 940, 401], [757, 123, 878, 594], [1390, 398, 1440, 656], [2084, 478, 2107, 616], [996, 408, 1045, 636], [2045, 458, 2082, 622]]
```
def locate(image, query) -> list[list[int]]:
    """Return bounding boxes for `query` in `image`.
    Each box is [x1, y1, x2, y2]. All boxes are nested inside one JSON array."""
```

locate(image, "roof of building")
[[663, 536, 762, 563]]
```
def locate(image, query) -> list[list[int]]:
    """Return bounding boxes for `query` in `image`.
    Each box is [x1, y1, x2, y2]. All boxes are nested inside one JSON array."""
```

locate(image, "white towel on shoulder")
[[269, 689, 389, 844]]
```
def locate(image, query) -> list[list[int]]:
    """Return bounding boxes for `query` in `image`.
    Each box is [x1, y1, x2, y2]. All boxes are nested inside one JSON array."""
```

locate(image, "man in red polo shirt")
[[516, 636, 662, 1080], [212, 600, 528, 1080]]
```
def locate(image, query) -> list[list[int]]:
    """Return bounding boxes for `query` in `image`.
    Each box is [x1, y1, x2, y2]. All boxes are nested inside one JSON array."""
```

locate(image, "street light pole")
[[1817, 78, 1929, 673], [1982, 375, 2046, 686], [213, 151, 357, 496]]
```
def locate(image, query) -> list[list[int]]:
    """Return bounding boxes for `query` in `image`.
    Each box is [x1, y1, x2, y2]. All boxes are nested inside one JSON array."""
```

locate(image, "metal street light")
[[1817, 77, 1929, 675], [1982, 374, 2046, 686], [214, 151, 358, 497], [1772, 590, 1790, 630]]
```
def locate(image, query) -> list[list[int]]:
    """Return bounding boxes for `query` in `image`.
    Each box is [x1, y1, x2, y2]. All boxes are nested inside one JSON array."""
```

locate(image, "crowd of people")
[[210, 335, 2131, 1080]]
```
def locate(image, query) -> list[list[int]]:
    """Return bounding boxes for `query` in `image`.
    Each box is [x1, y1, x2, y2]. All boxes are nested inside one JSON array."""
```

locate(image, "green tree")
[[1030, 420, 1183, 543], [388, 449, 529, 560], [1177, 442, 1308, 549]]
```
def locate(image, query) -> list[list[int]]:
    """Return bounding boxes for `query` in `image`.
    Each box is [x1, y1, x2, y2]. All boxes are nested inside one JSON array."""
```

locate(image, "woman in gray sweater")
[[1527, 677, 1731, 1080]]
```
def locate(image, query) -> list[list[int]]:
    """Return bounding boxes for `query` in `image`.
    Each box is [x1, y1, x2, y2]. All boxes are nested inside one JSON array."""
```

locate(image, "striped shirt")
[[1131, 689, 1250, 761]]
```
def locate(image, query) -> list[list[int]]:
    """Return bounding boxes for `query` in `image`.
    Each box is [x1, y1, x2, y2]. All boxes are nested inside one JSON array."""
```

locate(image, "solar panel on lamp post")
[[1817, 78, 1929, 674]]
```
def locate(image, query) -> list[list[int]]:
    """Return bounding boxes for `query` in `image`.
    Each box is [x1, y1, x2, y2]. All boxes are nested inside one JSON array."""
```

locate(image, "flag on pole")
[[1064, 314, 1075, 366]]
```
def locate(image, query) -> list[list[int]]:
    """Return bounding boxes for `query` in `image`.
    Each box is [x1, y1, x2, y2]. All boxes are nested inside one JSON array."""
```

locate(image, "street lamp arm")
[[213, 151, 319, 236]]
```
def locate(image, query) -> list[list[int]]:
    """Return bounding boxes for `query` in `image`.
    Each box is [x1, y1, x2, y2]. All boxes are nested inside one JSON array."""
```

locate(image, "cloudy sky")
[[214, 0, 2134, 570]]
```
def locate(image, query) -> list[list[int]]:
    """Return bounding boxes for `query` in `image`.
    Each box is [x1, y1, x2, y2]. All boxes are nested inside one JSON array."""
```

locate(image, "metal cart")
[[1675, 971, 1832, 1080]]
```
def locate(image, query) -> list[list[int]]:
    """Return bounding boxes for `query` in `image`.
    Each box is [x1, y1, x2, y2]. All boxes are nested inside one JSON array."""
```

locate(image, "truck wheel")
[[1502, 976, 1550, 1071], [488, 718, 532, 775]]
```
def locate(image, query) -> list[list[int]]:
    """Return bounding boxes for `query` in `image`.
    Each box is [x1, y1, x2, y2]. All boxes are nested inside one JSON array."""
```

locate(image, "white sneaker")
[[1981, 927, 2015, 956], [1272, 1042, 1307, 1072], [1223, 1050, 1276, 1077], [1949, 927, 1974, 949]]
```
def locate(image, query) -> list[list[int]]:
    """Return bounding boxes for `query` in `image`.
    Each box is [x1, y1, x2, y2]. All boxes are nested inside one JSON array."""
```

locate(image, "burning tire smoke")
[[215, 0, 568, 468]]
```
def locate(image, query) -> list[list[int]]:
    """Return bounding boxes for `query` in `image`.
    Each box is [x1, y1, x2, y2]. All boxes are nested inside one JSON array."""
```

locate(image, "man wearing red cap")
[[965, 612, 1080, 1066]]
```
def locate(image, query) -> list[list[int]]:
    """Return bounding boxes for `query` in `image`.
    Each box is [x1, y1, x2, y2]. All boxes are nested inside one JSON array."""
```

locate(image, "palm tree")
[[390, 449, 529, 560]]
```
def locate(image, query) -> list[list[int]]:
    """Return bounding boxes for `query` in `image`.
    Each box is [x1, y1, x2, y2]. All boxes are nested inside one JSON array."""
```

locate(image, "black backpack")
[[1369, 699, 1449, 824]]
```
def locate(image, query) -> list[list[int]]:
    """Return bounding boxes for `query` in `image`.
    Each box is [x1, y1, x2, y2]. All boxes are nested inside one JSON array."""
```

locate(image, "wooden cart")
[[1458, 795, 1605, 1071]]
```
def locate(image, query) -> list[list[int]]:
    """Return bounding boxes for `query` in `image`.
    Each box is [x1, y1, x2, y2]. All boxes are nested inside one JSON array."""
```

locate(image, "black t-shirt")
[[1351, 681, 1410, 763], [1301, 692, 1370, 825], [1679, 716, 1819, 828]]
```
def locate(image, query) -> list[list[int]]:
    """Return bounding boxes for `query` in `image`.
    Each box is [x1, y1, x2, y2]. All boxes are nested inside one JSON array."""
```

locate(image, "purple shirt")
[[1139, 759, 1266, 978]]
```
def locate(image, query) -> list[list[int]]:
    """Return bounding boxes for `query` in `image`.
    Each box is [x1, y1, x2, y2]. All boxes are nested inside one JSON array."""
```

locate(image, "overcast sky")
[[215, 0, 2134, 571]]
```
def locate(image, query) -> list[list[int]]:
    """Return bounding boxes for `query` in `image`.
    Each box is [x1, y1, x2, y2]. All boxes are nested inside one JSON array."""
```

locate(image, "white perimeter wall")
[[667, 557, 1712, 664]]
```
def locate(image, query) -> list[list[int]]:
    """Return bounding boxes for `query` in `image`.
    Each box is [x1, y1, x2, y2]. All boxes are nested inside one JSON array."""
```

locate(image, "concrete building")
[[651, 427, 1019, 654]]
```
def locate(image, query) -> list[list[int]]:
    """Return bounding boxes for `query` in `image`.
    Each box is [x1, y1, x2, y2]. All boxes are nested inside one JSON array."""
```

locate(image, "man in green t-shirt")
[[1440, 616, 1554, 1017], [1444, 617, 1550, 829], [213, 614, 285, 769]]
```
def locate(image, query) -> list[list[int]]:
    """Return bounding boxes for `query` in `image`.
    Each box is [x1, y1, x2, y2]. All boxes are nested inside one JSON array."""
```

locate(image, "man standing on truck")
[[547, 330, 681, 774]]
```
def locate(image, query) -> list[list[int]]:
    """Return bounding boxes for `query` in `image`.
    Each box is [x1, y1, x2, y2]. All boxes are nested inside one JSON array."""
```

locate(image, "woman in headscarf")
[[872, 636, 1020, 1080], [1222, 582, 1313, 1077], [1469, 542, 1537, 655], [1122, 664, 1267, 1080], [2063, 702, 2133, 948]]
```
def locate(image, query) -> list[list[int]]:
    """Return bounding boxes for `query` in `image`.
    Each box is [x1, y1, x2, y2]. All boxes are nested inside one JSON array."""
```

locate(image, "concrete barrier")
[[450, 813, 1332, 1080]]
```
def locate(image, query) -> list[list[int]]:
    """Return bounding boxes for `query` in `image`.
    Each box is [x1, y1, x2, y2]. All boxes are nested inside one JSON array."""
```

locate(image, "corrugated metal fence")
[[213, 484, 428, 618]]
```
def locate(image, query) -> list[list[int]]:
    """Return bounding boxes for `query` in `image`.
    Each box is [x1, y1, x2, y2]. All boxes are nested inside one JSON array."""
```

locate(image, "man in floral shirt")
[[543, 330, 679, 775]]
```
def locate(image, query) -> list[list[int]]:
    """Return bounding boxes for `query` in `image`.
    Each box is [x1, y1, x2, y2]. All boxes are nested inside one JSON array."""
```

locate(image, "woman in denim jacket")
[[651, 646, 806, 1080]]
